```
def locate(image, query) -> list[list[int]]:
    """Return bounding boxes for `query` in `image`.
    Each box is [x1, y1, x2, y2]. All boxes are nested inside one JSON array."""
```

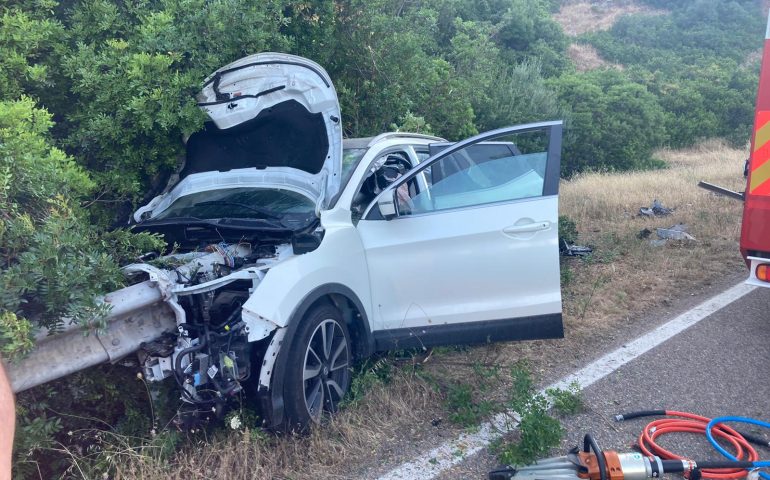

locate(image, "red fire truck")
[[741, 13, 770, 287], [706, 12, 770, 287]]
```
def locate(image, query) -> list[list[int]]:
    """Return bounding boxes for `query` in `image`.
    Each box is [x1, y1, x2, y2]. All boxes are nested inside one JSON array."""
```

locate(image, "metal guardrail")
[[5, 281, 176, 393]]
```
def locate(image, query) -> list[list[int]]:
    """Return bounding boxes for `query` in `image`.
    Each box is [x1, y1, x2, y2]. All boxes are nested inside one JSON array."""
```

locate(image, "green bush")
[[492, 362, 579, 466], [551, 69, 668, 174], [0, 97, 165, 355]]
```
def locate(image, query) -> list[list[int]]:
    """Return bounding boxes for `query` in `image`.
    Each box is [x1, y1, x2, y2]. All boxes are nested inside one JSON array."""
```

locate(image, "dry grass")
[[82, 140, 749, 480], [567, 43, 621, 72], [559, 139, 747, 337], [744, 48, 764, 68], [554, 1, 667, 37], [104, 370, 443, 480]]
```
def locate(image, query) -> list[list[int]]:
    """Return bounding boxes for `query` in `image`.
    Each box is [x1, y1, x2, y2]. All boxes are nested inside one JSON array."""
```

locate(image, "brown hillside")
[[568, 43, 622, 71], [554, 1, 667, 37], [554, 1, 667, 71]]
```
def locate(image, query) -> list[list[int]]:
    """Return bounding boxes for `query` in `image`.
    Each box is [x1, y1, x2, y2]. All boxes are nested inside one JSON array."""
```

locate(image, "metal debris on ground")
[[639, 199, 674, 217], [560, 238, 593, 257], [656, 224, 695, 241]]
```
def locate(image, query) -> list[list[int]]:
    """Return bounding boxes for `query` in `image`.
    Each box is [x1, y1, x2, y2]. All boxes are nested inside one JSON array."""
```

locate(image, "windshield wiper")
[[193, 201, 281, 219]]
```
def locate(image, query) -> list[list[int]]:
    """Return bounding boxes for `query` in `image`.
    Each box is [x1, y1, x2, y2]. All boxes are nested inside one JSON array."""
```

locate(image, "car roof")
[[343, 132, 445, 150], [342, 137, 374, 149]]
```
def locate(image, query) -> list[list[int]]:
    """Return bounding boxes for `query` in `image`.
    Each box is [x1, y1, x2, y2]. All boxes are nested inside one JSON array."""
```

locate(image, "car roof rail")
[[367, 132, 446, 147]]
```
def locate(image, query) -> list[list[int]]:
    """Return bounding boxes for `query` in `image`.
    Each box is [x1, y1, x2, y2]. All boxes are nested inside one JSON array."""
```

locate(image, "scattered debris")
[[560, 239, 594, 257], [656, 224, 695, 241], [639, 199, 674, 217], [648, 224, 696, 246], [637, 228, 653, 239]]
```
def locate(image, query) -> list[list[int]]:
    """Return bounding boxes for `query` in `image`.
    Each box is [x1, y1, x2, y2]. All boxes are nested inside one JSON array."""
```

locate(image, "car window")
[[412, 148, 433, 185], [399, 129, 549, 216], [414, 149, 431, 163], [352, 151, 413, 222]]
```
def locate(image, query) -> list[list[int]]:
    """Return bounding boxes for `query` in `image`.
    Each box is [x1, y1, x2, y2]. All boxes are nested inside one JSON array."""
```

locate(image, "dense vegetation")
[[0, 0, 765, 476], [586, 0, 765, 149]]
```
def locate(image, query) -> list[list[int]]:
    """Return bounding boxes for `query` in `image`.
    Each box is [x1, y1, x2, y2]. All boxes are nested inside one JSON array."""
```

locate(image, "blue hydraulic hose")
[[706, 416, 770, 480]]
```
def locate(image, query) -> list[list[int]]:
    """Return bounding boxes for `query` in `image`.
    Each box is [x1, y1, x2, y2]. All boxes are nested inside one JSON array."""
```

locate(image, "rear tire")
[[283, 304, 352, 431]]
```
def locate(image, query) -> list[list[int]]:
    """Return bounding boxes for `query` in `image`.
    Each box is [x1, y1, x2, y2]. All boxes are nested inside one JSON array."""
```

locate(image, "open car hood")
[[135, 53, 342, 222]]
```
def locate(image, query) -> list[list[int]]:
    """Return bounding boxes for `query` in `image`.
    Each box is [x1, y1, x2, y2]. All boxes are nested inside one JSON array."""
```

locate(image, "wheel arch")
[[257, 283, 374, 429]]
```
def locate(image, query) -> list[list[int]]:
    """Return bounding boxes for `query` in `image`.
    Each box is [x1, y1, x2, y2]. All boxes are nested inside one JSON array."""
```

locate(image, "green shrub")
[[445, 381, 496, 427], [551, 70, 668, 175], [558, 215, 578, 245], [492, 362, 572, 466], [546, 381, 583, 415]]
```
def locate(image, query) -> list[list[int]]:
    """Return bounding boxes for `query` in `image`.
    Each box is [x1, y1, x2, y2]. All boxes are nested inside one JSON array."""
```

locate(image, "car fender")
[[246, 209, 374, 428], [241, 215, 372, 330]]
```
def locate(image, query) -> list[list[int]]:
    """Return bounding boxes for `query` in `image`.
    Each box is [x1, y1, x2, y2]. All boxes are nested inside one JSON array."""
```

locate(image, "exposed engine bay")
[[122, 227, 312, 425]]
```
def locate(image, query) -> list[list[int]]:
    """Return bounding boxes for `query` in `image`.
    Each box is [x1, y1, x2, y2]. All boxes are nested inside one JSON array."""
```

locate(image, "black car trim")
[[197, 85, 287, 107], [203, 60, 331, 89], [371, 313, 563, 351], [543, 123, 562, 197]]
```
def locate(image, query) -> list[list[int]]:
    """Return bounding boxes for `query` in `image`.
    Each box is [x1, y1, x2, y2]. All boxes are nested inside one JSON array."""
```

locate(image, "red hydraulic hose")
[[622, 410, 761, 480]]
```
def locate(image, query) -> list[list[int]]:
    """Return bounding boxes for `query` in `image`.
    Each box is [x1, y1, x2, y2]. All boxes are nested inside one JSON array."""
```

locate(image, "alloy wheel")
[[302, 319, 350, 422]]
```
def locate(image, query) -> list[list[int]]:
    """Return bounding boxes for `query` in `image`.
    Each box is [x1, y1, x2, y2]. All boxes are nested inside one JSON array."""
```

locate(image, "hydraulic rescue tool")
[[488, 434, 767, 480], [490, 412, 770, 480]]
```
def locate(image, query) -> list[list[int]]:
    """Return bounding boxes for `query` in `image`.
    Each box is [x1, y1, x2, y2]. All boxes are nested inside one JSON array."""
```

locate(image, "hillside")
[[554, 0, 666, 71], [554, 0, 666, 36]]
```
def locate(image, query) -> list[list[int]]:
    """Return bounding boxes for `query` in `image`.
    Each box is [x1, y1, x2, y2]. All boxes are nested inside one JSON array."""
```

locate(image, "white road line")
[[376, 281, 757, 480]]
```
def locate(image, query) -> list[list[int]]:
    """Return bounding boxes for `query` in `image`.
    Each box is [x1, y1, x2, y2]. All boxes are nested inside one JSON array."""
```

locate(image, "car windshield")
[[153, 188, 315, 220], [342, 148, 368, 186]]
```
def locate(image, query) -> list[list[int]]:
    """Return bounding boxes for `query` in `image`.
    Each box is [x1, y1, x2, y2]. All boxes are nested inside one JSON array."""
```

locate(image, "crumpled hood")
[[135, 53, 342, 222]]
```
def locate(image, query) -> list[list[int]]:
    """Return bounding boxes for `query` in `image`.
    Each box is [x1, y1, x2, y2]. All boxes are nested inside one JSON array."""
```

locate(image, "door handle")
[[503, 221, 550, 234]]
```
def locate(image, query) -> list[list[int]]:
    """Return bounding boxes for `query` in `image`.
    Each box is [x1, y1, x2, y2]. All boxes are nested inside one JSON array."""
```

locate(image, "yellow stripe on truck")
[[754, 120, 770, 152], [750, 157, 770, 193]]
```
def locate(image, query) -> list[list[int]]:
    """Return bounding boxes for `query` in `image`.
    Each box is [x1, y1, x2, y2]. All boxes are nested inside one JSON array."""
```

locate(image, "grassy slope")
[[561, 139, 746, 335], [553, 1, 667, 37]]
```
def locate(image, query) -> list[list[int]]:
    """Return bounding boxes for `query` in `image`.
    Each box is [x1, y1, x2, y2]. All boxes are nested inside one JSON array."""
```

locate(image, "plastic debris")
[[639, 199, 674, 217], [560, 239, 593, 257], [656, 224, 696, 241]]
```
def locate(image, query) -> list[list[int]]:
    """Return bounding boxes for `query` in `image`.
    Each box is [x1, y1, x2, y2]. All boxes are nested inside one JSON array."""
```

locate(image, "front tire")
[[283, 304, 352, 431]]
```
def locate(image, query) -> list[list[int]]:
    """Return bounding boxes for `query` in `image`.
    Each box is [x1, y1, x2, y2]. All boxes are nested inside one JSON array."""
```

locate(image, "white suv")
[[129, 53, 564, 430]]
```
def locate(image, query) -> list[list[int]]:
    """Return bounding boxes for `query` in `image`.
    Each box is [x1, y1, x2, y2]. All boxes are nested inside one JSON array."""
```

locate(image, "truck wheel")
[[283, 304, 352, 431]]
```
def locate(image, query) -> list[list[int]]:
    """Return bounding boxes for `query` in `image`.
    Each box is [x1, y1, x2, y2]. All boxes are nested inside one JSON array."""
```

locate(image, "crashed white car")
[[128, 53, 564, 430]]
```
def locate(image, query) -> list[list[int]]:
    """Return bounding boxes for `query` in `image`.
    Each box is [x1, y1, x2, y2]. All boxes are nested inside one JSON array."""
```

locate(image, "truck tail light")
[[757, 263, 770, 282]]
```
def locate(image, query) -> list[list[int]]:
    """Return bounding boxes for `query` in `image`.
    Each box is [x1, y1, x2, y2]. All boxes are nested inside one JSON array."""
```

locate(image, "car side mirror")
[[376, 190, 397, 220]]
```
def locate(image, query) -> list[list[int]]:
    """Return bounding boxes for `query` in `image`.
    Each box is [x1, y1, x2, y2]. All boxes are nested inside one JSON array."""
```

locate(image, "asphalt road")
[[561, 284, 770, 466], [434, 284, 770, 479]]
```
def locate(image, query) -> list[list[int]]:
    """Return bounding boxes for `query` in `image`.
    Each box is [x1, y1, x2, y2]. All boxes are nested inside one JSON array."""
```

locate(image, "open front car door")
[[357, 121, 564, 350]]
